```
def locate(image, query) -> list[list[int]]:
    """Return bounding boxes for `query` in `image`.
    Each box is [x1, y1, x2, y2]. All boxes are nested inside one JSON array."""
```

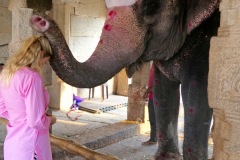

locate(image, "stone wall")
[[208, 0, 240, 159], [0, 0, 11, 64]]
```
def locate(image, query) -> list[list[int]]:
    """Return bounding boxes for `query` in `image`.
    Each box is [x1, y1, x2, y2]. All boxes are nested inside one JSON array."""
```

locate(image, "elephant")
[[30, 0, 220, 159]]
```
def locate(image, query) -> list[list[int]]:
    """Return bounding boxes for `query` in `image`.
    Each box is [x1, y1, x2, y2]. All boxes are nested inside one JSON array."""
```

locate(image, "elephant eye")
[[142, 1, 160, 16]]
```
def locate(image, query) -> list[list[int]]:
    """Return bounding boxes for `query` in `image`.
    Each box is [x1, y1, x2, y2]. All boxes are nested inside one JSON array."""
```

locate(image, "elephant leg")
[[181, 66, 213, 160], [153, 66, 181, 160]]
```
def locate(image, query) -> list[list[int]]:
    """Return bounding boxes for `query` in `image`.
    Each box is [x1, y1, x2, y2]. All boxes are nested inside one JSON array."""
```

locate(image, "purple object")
[[70, 94, 84, 110], [73, 94, 84, 104]]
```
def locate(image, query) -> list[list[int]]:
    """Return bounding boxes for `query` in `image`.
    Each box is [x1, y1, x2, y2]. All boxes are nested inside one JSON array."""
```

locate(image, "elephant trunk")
[[30, 6, 147, 88]]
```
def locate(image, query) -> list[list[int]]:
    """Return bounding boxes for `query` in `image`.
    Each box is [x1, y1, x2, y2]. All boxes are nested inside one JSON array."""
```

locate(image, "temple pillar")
[[208, 0, 240, 159], [8, 0, 33, 55], [127, 62, 150, 122]]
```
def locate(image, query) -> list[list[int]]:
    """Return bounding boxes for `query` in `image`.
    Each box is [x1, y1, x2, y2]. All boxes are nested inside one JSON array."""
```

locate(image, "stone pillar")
[[127, 62, 150, 122], [208, 0, 240, 159], [8, 0, 33, 55], [115, 69, 129, 96], [0, 0, 12, 63]]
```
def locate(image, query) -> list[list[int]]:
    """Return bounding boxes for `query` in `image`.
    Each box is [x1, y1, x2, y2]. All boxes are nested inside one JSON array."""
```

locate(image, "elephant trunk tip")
[[30, 15, 50, 33]]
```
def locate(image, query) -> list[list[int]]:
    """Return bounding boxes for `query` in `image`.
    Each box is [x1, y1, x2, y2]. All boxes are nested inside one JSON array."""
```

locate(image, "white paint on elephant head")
[[105, 0, 137, 8]]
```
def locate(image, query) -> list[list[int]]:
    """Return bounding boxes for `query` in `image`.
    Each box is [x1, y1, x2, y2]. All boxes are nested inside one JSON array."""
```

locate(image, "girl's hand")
[[48, 115, 57, 125]]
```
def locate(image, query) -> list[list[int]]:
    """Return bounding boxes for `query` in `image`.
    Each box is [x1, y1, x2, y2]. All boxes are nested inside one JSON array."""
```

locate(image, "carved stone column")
[[208, 0, 240, 159], [8, 0, 33, 55], [127, 63, 150, 122]]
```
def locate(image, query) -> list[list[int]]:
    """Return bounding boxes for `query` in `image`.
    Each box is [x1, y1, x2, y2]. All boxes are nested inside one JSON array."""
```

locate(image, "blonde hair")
[[0, 36, 52, 86]]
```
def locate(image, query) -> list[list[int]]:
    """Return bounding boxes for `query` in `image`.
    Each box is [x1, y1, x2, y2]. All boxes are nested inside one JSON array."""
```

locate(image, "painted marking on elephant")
[[191, 80, 197, 87], [187, 148, 193, 160], [187, 23, 192, 31], [98, 39, 103, 45], [158, 133, 164, 142], [155, 79, 159, 84], [104, 24, 112, 31], [154, 101, 158, 105], [108, 10, 117, 19], [188, 107, 195, 114]]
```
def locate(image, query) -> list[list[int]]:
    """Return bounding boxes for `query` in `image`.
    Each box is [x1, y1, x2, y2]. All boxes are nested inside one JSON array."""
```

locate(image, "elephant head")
[[30, 0, 220, 88]]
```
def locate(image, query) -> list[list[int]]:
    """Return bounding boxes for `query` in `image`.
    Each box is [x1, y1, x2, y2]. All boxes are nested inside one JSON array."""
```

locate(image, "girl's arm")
[[0, 91, 9, 119], [24, 73, 51, 131]]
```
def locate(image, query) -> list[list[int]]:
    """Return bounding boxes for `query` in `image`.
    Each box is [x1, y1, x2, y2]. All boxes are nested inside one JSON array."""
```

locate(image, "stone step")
[[52, 121, 148, 159]]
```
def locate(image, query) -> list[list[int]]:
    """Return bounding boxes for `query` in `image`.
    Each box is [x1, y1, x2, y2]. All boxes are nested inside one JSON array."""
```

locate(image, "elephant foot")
[[155, 153, 182, 160]]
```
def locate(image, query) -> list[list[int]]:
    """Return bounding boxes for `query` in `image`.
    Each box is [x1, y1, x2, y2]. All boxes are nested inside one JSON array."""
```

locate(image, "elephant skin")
[[30, 0, 220, 159]]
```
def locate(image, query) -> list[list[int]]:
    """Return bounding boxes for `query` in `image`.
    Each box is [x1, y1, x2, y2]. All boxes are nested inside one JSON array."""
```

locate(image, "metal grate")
[[99, 103, 128, 113]]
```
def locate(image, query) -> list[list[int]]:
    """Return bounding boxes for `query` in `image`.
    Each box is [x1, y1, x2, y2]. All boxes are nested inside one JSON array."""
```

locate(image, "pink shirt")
[[0, 67, 52, 160], [148, 65, 154, 100]]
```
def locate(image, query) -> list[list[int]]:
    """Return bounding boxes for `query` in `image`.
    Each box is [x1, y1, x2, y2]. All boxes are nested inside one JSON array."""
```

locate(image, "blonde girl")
[[0, 36, 56, 160]]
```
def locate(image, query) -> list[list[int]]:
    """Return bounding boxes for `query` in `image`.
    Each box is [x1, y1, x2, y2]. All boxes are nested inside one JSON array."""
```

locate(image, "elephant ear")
[[187, 0, 220, 33]]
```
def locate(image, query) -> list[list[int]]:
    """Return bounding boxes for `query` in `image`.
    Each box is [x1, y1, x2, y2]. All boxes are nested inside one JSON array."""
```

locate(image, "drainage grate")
[[99, 103, 128, 112]]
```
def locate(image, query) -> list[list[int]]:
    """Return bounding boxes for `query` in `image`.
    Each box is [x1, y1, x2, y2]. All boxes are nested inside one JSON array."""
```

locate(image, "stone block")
[[219, 9, 228, 28], [19, 8, 33, 38], [229, 0, 240, 9], [115, 69, 128, 96], [209, 34, 240, 159], [0, 5, 12, 52], [131, 62, 151, 86], [8, 0, 26, 11], [0, 57, 7, 64], [0, 46, 8, 59], [209, 36, 240, 110], [229, 154, 240, 160], [227, 8, 238, 26], [74, 0, 106, 17], [48, 73, 74, 110], [0, 18, 12, 33], [212, 116, 224, 157], [127, 84, 146, 122], [8, 8, 33, 55], [220, 0, 230, 10], [0, 0, 8, 7], [52, 4, 65, 32], [69, 36, 100, 62], [70, 15, 105, 37], [0, 7, 8, 16], [53, 0, 83, 4], [222, 122, 231, 140], [0, 33, 10, 45]]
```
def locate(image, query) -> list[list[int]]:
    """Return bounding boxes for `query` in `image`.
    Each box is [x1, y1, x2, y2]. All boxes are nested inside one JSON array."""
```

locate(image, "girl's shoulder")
[[16, 67, 40, 77], [15, 67, 42, 83]]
